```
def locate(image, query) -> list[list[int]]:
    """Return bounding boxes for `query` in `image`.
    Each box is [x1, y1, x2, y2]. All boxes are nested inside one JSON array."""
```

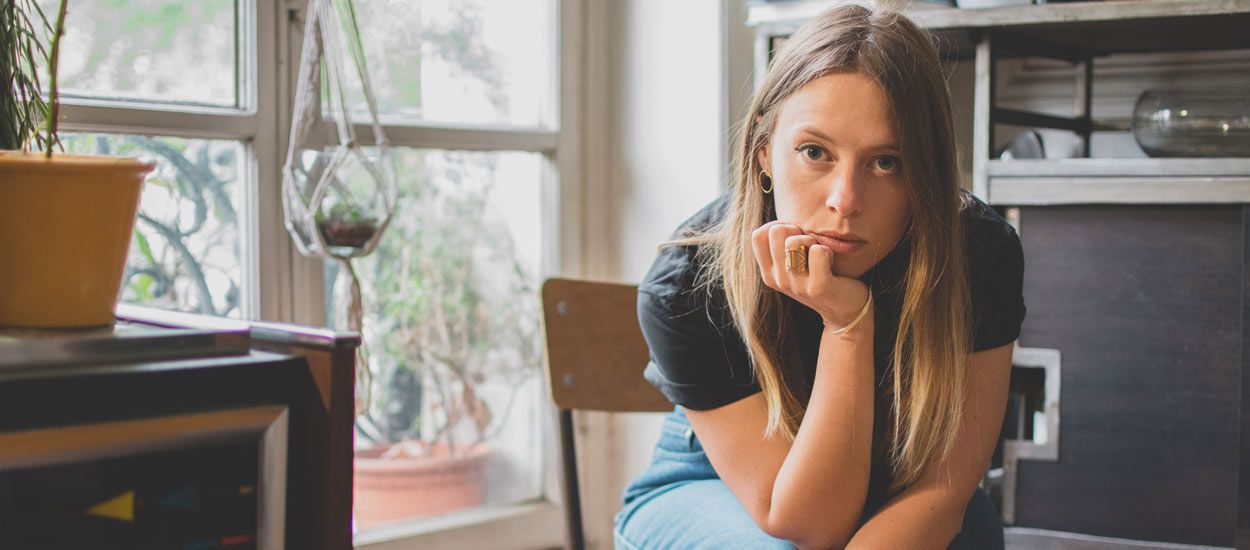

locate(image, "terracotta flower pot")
[[0, 152, 154, 328], [353, 441, 491, 530]]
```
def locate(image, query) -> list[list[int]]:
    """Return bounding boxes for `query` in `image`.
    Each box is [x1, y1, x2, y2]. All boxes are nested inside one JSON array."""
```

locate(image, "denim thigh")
[[613, 406, 795, 549], [613, 406, 1004, 550]]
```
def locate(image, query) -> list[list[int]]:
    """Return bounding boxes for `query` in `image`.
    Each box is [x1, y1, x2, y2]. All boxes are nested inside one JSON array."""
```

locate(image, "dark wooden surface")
[[0, 351, 330, 550], [250, 339, 358, 550], [1014, 205, 1242, 547], [1241, 206, 1250, 550]]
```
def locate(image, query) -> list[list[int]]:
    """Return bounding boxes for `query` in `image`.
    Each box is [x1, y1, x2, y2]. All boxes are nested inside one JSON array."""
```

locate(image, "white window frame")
[[57, 0, 283, 322], [57, 0, 586, 548], [312, 0, 580, 546]]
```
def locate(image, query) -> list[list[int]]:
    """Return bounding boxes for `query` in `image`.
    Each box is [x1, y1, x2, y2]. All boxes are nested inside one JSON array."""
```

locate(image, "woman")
[[613, 5, 1026, 550]]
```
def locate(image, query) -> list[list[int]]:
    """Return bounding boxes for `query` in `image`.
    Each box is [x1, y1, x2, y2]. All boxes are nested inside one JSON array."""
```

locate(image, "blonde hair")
[[664, 4, 973, 495]]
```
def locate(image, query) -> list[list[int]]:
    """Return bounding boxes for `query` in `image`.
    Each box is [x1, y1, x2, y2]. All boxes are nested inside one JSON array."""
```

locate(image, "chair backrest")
[[540, 278, 672, 413]]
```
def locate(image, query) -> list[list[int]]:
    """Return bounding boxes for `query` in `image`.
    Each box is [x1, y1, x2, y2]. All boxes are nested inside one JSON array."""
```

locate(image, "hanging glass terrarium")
[[282, 0, 396, 260], [282, 0, 393, 414]]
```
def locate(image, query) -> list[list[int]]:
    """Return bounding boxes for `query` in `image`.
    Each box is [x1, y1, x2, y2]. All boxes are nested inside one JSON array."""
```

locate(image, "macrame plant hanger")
[[281, 0, 396, 411]]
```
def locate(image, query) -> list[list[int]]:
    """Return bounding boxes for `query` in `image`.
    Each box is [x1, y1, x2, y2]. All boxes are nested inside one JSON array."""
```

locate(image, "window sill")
[[353, 499, 564, 550]]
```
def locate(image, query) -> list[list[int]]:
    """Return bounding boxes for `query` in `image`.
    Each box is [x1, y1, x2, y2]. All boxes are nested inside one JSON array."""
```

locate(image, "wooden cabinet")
[[0, 306, 358, 549]]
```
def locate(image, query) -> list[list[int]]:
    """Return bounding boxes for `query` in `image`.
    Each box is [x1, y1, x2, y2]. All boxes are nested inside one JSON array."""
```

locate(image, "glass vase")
[[1132, 88, 1250, 158]]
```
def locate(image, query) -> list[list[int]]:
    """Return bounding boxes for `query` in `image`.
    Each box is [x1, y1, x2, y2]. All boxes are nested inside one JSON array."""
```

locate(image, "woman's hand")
[[750, 221, 872, 330]]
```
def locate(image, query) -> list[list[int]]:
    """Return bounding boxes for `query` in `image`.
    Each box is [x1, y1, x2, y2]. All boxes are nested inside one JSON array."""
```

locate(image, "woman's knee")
[[614, 479, 796, 550]]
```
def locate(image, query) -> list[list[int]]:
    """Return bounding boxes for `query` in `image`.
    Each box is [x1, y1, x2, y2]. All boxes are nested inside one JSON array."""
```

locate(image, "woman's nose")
[[824, 166, 862, 217]]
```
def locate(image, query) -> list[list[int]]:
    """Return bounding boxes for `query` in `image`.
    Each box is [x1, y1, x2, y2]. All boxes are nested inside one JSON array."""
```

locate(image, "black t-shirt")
[[635, 189, 1026, 512]]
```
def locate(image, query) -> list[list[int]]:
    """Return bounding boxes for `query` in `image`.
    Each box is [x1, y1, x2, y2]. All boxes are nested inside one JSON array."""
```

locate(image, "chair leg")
[[559, 408, 586, 550]]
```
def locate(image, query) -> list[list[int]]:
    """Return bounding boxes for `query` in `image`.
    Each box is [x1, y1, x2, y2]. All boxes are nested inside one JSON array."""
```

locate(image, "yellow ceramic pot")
[[0, 151, 154, 328]]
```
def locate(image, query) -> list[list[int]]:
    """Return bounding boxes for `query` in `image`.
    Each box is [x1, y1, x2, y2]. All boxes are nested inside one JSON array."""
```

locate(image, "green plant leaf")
[[132, 272, 154, 300], [133, 228, 156, 265], [2, 0, 62, 151]]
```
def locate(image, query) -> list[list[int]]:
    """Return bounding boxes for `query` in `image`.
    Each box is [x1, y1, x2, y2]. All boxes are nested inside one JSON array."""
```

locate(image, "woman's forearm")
[[767, 312, 876, 548]]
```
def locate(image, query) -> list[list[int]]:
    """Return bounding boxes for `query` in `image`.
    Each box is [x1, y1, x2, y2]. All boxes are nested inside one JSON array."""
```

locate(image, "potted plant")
[[0, 0, 155, 328], [350, 158, 543, 530], [316, 199, 380, 253]]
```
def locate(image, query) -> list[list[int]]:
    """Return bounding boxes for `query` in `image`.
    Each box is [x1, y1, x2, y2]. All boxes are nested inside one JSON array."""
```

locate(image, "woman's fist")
[[749, 221, 872, 330]]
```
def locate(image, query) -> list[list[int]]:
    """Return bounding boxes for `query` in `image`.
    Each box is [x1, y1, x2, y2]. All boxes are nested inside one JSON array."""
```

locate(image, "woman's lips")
[[810, 232, 866, 253]]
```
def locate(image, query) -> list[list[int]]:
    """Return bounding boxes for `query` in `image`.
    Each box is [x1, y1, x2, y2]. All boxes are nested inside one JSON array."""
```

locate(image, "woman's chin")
[[830, 262, 868, 280]]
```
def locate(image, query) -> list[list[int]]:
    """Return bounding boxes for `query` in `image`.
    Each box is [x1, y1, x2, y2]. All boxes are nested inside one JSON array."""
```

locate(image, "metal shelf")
[[913, 0, 1250, 58], [749, 0, 1250, 58], [989, 176, 1250, 205], [988, 158, 1250, 178], [984, 159, 1250, 205], [909, 0, 1250, 29]]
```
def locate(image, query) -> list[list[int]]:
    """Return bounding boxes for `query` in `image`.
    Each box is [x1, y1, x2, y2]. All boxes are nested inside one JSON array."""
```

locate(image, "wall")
[[576, 0, 734, 547]]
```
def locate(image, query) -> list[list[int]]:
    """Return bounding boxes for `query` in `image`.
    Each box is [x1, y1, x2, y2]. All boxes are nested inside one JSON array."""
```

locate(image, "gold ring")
[[785, 245, 808, 274]]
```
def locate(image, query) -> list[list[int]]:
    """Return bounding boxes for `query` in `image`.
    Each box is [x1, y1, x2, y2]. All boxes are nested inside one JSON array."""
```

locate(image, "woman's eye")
[[874, 156, 901, 173], [797, 144, 828, 161]]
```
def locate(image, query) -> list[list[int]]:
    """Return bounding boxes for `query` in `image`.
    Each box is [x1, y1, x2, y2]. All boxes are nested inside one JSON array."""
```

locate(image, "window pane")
[[37, 0, 238, 107], [337, 149, 545, 531], [59, 134, 247, 318], [349, 0, 554, 127]]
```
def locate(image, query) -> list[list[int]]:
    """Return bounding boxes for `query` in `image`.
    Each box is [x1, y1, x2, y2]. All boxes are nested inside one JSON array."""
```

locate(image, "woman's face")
[[757, 71, 912, 279]]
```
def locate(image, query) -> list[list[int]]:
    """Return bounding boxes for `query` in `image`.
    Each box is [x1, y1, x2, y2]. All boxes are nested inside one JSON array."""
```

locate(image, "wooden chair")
[[540, 278, 673, 550]]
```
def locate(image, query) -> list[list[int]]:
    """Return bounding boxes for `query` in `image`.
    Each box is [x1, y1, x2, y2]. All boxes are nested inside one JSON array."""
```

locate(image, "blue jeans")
[[612, 406, 1005, 549]]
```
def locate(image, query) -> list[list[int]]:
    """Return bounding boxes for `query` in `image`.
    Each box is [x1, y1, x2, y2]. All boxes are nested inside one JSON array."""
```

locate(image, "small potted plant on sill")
[[0, 0, 155, 328], [350, 171, 543, 530]]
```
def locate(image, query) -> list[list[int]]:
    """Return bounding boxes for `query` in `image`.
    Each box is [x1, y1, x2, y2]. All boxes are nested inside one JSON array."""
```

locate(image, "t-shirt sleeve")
[[971, 228, 1028, 352], [636, 288, 762, 410]]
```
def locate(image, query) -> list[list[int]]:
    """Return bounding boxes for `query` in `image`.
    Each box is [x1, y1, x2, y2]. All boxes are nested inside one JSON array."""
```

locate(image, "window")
[[347, 0, 554, 127], [41, 0, 276, 320], [326, 1, 570, 546], [44, 0, 580, 547], [59, 134, 247, 317], [344, 148, 549, 534], [51, 1, 241, 107]]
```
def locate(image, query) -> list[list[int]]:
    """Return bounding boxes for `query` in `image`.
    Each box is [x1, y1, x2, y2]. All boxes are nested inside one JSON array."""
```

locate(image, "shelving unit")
[[748, 0, 1250, 205], [954, 1, 1250, 206], [747, 2, 1250, 549]]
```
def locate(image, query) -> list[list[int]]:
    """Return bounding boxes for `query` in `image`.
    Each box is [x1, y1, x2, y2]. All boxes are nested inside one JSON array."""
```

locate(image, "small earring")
[[759, 170, 773, 194]]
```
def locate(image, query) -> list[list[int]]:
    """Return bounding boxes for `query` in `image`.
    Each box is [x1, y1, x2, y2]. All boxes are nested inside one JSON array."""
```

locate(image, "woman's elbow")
[[762, 508, 857, 550], [767, 525, 852, 550]]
